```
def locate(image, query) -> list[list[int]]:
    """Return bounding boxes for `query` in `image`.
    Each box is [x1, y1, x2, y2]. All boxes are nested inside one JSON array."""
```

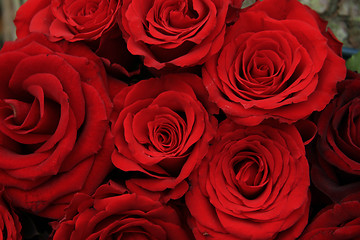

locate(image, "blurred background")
[[0, 0, 359, 49], [298, 0, 360, 49], [242, 0, 360, 50], [0, 0, 25, 45]]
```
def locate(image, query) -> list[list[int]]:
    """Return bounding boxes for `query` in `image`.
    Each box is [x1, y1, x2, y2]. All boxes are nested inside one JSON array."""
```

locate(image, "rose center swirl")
[[155, 0, 200, 29], [232, 152, 269, 199], [0, 94, 61, 154], [147, 113, 185, 155], [333, 98, 360, 160]]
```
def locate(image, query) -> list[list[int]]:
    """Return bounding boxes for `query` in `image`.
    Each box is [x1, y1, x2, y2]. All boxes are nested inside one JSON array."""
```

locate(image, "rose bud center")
[[233, 152, 269, 199]]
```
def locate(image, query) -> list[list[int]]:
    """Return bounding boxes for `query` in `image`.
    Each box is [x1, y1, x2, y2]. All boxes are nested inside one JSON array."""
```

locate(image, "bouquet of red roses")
[[1, 0, 359, 239]]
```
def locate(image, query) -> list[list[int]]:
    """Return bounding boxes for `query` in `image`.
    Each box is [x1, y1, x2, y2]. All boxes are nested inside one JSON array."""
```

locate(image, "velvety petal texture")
[[0, 33, 113, 219], [119, 0, 233, 70], [111, 74, 217, 202], [3, 0, 357, 238], [300, 192, 360, 240], [14, 0, 143, 80], [203, 0, 346, 126], [186, 119, 310, 240], [311, 71, 360, 202], [0, 187, 22, 240], [14, 0, 120, 42], [52, 181, 190, 240]]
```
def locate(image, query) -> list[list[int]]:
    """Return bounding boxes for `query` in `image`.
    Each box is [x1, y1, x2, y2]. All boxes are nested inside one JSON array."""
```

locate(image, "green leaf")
[[346, 51, 360, 73]]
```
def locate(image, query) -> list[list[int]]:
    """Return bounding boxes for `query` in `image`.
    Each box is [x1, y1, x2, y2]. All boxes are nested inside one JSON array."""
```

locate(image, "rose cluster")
[[0, 0, 359, 239]]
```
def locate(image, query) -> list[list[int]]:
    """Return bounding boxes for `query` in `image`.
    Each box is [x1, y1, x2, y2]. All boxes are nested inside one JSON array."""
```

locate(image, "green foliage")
[[346, 51, 360, 73]]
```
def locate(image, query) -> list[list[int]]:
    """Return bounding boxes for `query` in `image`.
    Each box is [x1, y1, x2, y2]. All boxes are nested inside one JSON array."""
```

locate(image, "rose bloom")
[[203, 0, 346, 126], [0, 187, 22, 240], [300, 192, 360, 240], [186, 120, 310, 240], [119, 0, 232, 70], [311, 71, 360, 202], [111, 73, 217, 202], [0, 33, 113, 219], [52, 181, 191, 240], [14, 0, 142, 79], [14, 0, 120, 42]]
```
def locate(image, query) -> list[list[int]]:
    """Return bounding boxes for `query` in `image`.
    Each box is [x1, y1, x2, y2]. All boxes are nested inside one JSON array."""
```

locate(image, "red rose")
[[311, 71, 360, 202], [186, 120, 310, 240], [0, 187, 22, 240], [119, 0, 231, 70], [300, 192, 360, 240], [52, 181, 191, 240], [14, 0, 142, 79], [0, 33, 113, 219], [111, 73, 217, 202], [203, 0, 346, 126], [14, 0, 120, 42]]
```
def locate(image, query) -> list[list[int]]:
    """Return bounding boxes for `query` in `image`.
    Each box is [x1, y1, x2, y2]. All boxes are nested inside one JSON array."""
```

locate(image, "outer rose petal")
[[14, 0, 52, 38], [0, 187, 22, 240]]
